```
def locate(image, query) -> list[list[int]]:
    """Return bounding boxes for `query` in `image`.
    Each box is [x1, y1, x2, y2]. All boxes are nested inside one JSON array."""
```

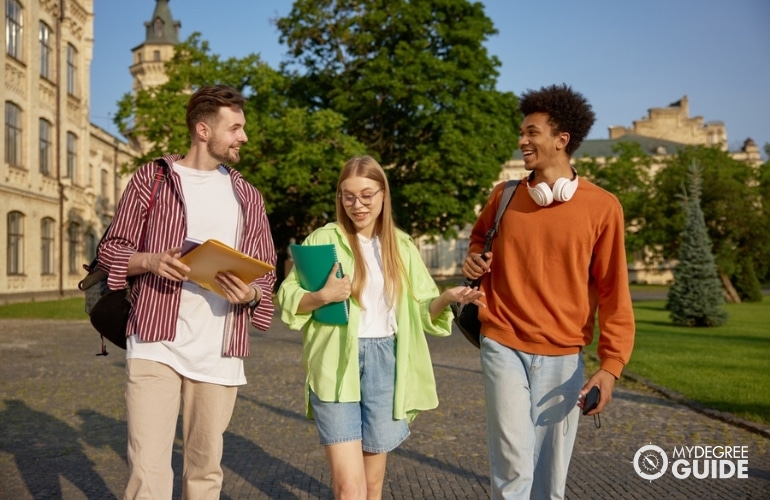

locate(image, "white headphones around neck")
[[526, 169, 579, 207]]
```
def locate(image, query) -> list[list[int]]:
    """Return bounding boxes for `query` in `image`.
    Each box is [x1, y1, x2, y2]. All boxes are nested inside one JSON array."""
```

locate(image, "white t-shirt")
[[127, 162, 246, 386], [356, 234, 396, 338]]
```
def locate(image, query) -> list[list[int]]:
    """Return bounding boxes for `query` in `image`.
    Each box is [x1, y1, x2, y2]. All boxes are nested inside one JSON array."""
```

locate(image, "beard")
[[207, 137, 240, 165]]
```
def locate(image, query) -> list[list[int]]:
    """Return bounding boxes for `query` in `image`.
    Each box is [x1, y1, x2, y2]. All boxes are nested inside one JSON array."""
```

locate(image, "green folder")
[[289, 243, 350, 325]]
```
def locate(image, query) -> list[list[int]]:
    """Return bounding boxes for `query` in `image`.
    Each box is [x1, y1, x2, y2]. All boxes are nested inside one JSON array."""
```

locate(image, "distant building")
[[423, 97, 762, 284], [0, 0, 179, 303], [1, 1, 763, 301]]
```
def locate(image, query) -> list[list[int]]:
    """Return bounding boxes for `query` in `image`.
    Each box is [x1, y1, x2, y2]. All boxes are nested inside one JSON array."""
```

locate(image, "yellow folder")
[[179, 239, 274, 298]]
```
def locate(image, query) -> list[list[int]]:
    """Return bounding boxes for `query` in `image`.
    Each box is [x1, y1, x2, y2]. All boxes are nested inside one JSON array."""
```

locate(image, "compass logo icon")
[[633, 444, 668, 481]]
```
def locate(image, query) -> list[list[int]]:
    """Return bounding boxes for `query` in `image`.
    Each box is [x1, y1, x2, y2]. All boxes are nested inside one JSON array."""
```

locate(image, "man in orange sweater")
[[463, 84, 635, 499]]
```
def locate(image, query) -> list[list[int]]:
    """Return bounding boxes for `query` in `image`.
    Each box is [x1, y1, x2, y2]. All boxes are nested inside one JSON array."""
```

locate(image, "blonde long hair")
[[336, 156, 408, 308]]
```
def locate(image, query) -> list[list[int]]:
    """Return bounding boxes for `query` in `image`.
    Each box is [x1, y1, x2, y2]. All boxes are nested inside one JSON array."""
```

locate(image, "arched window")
[[39, 21, 53, 79], [39, 119, 53, 175], [7, 211, 24, 275], [68, 222, 81, 274], [66, 43, 78, 95], [66, 132, 78, 182], [41, 218, 55, 275], [85, 230, 98, 263], [5, 101, 22, 167], [6, 0, 23, 60]]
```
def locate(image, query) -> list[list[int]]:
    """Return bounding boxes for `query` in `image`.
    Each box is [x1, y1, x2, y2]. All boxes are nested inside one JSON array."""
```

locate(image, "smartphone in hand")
[[582, 386, 600, 415]]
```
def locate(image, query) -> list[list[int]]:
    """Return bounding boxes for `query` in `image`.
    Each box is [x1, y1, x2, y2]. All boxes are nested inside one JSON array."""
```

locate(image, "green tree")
[[643, 145, 767, 301], [667, 163, 728, 327], [579, 141, 656, 261], [277, 0, 520, 237], [758, 145, 770, 285], [114, 34, 366, 276]]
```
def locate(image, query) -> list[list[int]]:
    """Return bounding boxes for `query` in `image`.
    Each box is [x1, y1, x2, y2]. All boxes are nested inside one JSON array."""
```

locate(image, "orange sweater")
[[470, 179, 635, 378]]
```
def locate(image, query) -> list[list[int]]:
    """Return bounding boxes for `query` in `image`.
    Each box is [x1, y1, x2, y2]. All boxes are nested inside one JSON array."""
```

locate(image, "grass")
[[0, 297, 87, 320], [1, 292, 768, 425], [620, 297, 770, 425]]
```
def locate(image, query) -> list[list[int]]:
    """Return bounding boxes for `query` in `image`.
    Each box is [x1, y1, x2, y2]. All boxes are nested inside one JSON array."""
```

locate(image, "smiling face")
[[205, 105, 247, 165], [518, 111, 569, 172], [338, 176, 384, 239]]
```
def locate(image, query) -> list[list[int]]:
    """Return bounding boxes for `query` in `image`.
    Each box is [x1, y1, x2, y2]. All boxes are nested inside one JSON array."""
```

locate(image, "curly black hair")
[[519, 84, 596, 156]]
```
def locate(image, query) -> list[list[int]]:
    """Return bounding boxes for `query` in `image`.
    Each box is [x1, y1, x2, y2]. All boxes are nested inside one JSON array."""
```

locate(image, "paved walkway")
[[1, 316, 768, 499]]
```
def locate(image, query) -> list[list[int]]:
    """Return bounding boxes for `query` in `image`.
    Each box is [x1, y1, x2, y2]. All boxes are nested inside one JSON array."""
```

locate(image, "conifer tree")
[[667, 163, 728, 326]]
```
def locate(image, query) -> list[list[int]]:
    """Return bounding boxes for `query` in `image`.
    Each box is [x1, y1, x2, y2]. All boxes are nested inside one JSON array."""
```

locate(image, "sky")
[[91, 0, 770, 159]]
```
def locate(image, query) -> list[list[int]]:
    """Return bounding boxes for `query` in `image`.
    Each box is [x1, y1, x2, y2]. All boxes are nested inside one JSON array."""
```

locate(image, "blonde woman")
[[278, 156, 482, 499]]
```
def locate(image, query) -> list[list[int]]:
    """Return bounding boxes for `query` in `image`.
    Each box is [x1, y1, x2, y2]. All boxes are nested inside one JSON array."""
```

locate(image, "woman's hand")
[[297, 263, 351, 314], [443, 285, 485, 306], [430, 285, 485, 320]]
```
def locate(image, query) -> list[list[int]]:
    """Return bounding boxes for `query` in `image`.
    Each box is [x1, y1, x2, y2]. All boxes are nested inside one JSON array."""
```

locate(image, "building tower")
[[130, 0, 180, 93], [126, 1, 180, 152]]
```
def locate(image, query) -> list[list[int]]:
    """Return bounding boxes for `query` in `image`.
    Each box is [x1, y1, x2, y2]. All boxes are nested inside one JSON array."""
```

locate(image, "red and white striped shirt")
[[97, 154, 276, 357]]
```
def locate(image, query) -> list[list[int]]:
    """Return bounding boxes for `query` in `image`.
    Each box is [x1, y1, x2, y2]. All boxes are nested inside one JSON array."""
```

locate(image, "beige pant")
[[124, 359, 238, 500]]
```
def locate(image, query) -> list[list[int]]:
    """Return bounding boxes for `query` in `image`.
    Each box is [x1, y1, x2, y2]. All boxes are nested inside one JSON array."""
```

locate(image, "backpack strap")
[[80, 161, 166, 277], [464, 180, 519, 289], [482, 179, 520, 254]]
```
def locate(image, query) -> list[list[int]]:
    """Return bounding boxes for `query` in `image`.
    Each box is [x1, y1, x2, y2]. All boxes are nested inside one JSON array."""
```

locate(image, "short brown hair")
[[185, 85, 245, 134]]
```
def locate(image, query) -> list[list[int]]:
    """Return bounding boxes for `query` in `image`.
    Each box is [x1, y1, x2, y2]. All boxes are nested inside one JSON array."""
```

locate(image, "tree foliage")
[[645, 146, 768, 300], [579, 141, 657, 261], [667, 163, 728, 327], [113, 34, 366, 273], [277, 0, 521, 236]]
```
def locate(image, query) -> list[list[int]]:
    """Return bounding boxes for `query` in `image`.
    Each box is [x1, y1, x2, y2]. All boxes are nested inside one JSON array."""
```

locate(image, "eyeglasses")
[[339, 189, 383, 207]]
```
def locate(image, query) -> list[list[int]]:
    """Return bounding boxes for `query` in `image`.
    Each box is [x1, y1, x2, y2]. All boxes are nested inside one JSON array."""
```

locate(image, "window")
[[7, 211, 24, 275], [153, 49, 160, 61], [67, 43, 77, 95], [420, 241, 439, 269], [39, 119, 52, 175], [39, 22, 52, 79], [66, 132, 77, 181], [41, 218, 55, 275], [85, 231, 97, 263], [455, 238, 470, 267], [5, 101, 22, 167], [6, 0, 23, 60], [101, 168, 109, 198], [68, 222, 81, 273], [153, 18, 164, 37]]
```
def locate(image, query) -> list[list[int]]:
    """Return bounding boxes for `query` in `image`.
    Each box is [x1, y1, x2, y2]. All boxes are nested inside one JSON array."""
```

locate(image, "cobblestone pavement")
[[1, 317, 768, 499]]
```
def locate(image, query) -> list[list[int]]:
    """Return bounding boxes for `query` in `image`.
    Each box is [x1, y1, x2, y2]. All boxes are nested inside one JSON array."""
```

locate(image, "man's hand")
[[578, 369, 616, 415], [216, 272, 261, 305], [133, 247, 190, 281], [462, 251, 492, 280]]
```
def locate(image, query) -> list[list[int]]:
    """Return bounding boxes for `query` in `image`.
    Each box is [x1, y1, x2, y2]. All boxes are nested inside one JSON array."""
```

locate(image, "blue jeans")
[[480, 337, 583, 500], [310, 336, 409, 453]]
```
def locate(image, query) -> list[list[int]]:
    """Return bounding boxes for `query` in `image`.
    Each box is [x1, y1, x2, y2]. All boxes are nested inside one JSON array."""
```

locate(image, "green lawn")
[[0, 297, 87, 320], [1, 293, 768, 425], [621, 297, 770, 425]]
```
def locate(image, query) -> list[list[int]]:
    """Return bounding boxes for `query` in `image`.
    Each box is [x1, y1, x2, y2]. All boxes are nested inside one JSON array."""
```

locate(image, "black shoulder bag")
[[452, 180, 519, 348], [78, 163, 165, 355]]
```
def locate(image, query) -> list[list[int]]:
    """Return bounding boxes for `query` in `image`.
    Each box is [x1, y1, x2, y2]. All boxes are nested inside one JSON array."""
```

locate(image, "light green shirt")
[[277, 223, 453, 423]]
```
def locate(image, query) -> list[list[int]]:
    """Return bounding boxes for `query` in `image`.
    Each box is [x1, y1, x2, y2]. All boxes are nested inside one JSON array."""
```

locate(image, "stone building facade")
[[0, 0, 181, 303], [0, 1, 147, 303]]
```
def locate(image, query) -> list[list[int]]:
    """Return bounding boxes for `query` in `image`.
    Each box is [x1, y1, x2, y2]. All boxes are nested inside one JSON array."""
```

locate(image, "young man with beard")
[[98, 85, 276, 499], [462, 84, 635, 499]]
